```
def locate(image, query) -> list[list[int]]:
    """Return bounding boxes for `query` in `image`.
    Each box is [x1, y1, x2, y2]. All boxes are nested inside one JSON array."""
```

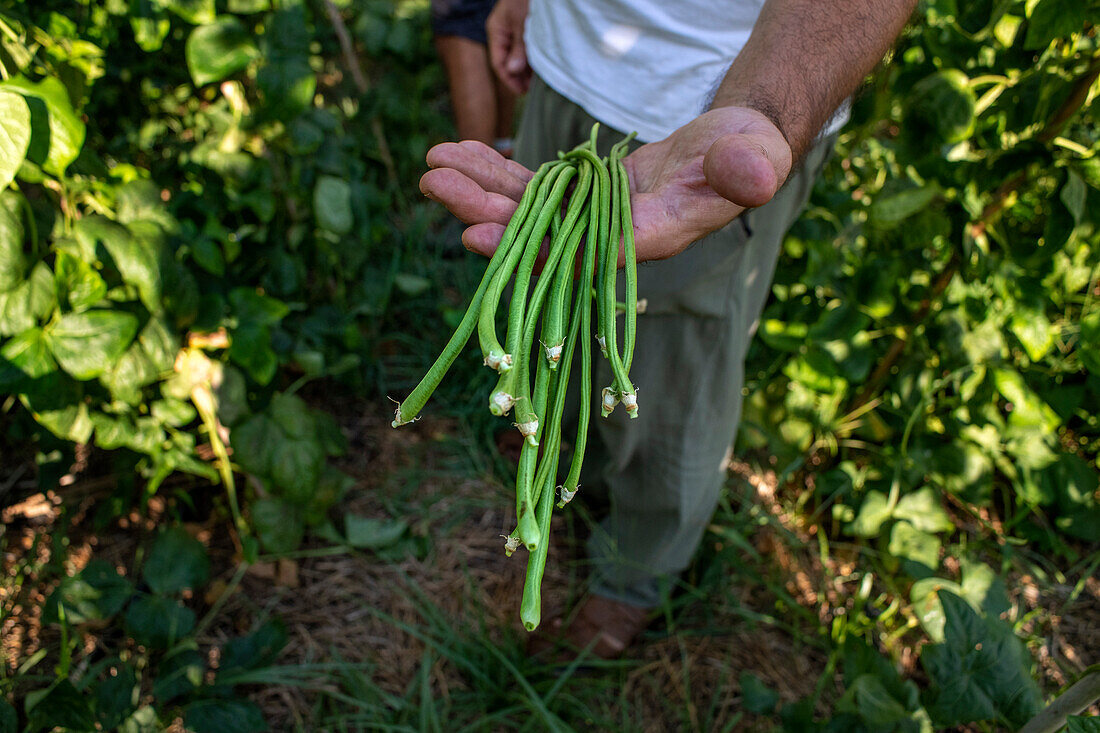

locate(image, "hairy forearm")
[[711, 0, 917, 161]]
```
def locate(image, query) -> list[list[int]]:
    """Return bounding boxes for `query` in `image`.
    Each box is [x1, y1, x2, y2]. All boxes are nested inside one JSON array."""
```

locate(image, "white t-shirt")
[[525, 0, 846, 143]]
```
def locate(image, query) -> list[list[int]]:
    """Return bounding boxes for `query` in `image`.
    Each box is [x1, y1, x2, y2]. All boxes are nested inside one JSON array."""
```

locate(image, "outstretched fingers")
[[419, 167, 520, 228], [425, 141, 531, 202]]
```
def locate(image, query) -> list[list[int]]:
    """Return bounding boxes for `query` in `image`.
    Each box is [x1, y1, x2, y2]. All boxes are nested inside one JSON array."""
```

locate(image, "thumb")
[[702, 131, 792, 209]]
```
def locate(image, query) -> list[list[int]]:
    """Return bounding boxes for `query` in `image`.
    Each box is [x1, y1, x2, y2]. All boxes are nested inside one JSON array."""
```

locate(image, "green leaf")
[[0, 193, 27, 292], [902, 69, 976, 146], [130, 0, 171, 52], [257, 56, 316, 121], [153, 645, 205, 702], [268, 392, 315, 439], [165, 0, 216, 25], [100, 343, 159, 404], [184, 699, 268, 733], [0, 699, 15, 733], [94, 413, 142, 451], [922, 592, 1042, 728], [1010, 309, 1055, 362], [144, 527, 210, 595], [1, 76, 85, 176], [124, 595, 196, 648], [1081, 308, 1100, 374], [344, 514, 408, 549], [231, 412, 281, 478], [1, 328, 56, 381], [869, 185, 941, 228], [218, 619, 287, 676], [48, 309, 139, 380], [0, 89, 31, 191], [314, 175, 353, 234], [228, 0, 271, 12], [229, 287, 290, 327], [992, 368, 1060, 431], [214, 364, 249, 427], [74, 216, 162, 310], [251, 497, 305, 553], [186, 18, 259, 87], [115, 179, 178, 234], [739, 672, 779, 714], [191, 236, 225, 276], [95, 663, 138, 730], [836, 675, 911, 727], [25, 680, 96, 732], [783, 351, 847, 394], [1068, 717, 1100, 733], [20, 372, 94, 443], [894, 487, 954, 533], [758, 318, 807, 352], [139, 315, 178, 372], [0, 261, 55, 336], [1061, 170, 1088, 225], [1024, 0, 1089, 49], [1045, 453, 1100, 541], [271, 438, 325, 501], [303, 466, 354, 524], [959, 559, 1011, 618], [55, 250, 107, 312], [43, 560, 134, 624], [228, 324, 278, 384], [849, 490, 892, 537], [888, 520, 941, 573], [152, 398, 197, 426]]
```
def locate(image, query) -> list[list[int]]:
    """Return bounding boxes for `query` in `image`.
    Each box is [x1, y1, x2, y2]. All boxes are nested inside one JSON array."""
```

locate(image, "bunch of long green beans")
[[391, 124, 639, 631]]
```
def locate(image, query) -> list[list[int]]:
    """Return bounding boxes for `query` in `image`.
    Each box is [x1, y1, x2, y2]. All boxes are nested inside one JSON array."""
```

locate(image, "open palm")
[[419, 106, 793, 265]]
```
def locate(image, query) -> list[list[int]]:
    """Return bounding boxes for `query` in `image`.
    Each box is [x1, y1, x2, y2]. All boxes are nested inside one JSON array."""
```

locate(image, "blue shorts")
[[431, 0, 496, 45]]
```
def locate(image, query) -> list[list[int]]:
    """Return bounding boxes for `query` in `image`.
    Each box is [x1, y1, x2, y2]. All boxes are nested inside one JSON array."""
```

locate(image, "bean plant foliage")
[[734, 0, 1100, 728], [744, 0, 1100, 554], [0, 0, 1098, 730], [0, 0, 446, 554]]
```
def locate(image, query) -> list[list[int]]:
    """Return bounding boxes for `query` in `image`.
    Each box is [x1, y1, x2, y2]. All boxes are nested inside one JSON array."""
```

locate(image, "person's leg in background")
[[514, 76, 834, 656], [432, 0, 516, 155]]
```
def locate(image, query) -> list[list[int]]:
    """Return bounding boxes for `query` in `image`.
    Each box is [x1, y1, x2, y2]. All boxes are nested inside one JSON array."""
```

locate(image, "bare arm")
[[421, 0, 918, 262], [712, 0, 917, 161]]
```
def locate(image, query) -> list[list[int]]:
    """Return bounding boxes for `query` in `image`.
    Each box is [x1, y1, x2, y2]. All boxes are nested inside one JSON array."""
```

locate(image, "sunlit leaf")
[[0, 90, 31, 190], [1, 76, 85, 176], [186, 18, 259, 87]]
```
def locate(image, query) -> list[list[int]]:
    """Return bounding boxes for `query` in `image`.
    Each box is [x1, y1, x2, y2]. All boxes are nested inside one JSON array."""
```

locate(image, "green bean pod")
[[478, 161, 568, 379], [613, 143, 639, 416], [597, 142, 637, 418], [559, 170, 601, 504], [518, 447, 556, 631], [541, 161, 594, 369], [508, 206, 590, 445], [515, 333, 553, 549], [562, 149, 611, 357], [508, 165, 578, 443]]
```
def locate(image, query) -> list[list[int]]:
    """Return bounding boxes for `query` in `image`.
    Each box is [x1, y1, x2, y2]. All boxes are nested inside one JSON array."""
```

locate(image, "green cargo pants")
[[514, 76, 834, 608]]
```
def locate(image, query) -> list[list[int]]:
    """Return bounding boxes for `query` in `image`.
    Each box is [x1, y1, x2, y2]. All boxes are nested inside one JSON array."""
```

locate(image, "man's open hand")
[[418, 106, 793, 265]]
